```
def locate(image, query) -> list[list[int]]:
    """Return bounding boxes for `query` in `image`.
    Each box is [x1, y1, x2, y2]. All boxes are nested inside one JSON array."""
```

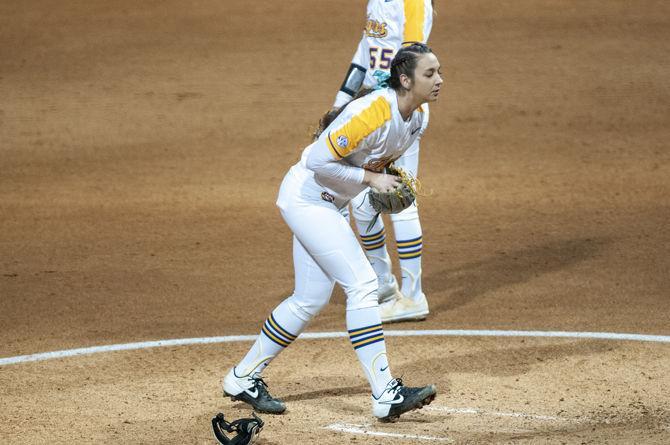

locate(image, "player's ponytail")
[[313, 87, 376, 140], [388, 42, 433, 93]]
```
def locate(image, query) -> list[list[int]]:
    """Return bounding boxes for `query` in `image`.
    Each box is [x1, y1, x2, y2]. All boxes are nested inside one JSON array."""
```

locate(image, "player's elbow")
[[305, 145, 330, 173], [305, 153, 321, 173]]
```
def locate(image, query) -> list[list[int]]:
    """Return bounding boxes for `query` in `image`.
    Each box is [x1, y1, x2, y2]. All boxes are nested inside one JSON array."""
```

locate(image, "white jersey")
[[278, 88, 426, 210], [335, 0, 434, 107]]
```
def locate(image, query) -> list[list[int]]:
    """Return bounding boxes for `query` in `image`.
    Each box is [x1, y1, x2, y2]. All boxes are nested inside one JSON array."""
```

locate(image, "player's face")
[[410, 53, 443, 102]]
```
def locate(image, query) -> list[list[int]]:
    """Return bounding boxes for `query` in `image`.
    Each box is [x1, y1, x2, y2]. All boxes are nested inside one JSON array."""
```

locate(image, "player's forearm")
[[333, 91, 354, 109], [306, 141, 366, 185], [333, 34, 369, 108]]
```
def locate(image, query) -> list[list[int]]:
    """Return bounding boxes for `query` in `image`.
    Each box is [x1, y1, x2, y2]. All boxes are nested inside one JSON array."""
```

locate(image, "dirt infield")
[[1, 0, 669, 443]]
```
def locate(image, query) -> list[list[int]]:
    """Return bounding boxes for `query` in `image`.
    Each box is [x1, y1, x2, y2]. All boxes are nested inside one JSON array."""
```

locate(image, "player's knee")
[[390, 202, 419, 223], [345, 277, 378, 311], [286, 293, 331, 321]]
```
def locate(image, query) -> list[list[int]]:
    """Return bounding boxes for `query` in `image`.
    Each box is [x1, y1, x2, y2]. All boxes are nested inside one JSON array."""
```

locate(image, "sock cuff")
[[261, 313, 298, 348], [361, 228, 387, 251], [397, 236, 422, 259], [348, 323, 385, 350]]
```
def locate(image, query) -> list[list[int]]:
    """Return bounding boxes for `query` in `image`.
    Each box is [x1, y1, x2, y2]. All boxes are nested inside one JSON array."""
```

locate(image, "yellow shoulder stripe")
[[403, 0, 426, 44], [326, 96, 392, 159]]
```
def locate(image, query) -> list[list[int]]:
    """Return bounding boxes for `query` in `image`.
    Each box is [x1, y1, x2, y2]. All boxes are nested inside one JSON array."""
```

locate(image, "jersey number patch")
[[369, 47, 394, 70]]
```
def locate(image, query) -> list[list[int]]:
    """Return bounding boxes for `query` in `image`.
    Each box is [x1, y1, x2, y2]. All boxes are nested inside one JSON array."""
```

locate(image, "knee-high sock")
[[355, 220, 394, 286], [235, 299, 309, 377], [394, 218, 423, 300], [346, 306, 393, 398]]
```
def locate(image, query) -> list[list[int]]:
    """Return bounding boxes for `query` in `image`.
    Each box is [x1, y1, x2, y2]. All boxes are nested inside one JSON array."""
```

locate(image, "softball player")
[[223, 43, 443, 421], [334, 0, 434, 323]]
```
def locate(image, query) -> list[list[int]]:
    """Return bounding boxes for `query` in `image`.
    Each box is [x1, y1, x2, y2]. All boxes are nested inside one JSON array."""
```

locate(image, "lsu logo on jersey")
[[362, 155, 399, 173], [321, 191, 335, 203], [365, 19, 388, 38]]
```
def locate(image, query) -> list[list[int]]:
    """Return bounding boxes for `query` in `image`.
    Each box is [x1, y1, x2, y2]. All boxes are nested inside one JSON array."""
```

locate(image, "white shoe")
[[372, 378, 437, 422], [379, 292, 429, 323], [377, 275, 402, 304]]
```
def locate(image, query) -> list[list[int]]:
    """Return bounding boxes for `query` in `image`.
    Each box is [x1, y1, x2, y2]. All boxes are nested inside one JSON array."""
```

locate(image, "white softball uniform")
[[334, 0, 433, 222], [334, 0, 434, 108], [276, 88, 427, 318]]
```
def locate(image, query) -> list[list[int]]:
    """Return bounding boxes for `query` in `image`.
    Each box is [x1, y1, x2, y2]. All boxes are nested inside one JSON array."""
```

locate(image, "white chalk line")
[[324, 406, 589, 441], [2, 329, 670, 367], [324, 422, 452, 442], [425, 405, 562, 421]]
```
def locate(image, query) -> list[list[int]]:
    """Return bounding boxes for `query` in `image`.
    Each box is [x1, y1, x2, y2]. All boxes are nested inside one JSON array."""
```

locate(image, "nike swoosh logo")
[[245, 387, 259, 398], [411, 127, 421, 135], [380, 366, 389, 372], [381, 394, 404, 405]]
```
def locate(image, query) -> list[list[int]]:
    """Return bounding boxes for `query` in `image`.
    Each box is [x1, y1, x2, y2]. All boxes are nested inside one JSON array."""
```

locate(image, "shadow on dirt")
[[406, 339, 614, 378], [426, 237, 611, 312], [462, 407, 670, 445], [281, 383, 370, 403]]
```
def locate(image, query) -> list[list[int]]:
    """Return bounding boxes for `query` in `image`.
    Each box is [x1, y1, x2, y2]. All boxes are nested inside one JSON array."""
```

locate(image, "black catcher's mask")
[[211, 412, 264, 445]]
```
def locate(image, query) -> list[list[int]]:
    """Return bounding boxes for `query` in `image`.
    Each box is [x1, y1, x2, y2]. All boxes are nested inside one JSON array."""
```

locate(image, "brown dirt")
[[1, 0, 669, 443]]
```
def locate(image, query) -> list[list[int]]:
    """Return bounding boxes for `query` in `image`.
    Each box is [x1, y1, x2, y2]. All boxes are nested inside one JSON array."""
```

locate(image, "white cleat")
[[379, 292, 429, 323], [377, 275, 402, 304]]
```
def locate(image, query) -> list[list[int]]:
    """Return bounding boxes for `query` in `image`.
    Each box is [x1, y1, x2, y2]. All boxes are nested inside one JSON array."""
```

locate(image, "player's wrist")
[[334, 91, 354, 109], [362, 170, 378, 187]]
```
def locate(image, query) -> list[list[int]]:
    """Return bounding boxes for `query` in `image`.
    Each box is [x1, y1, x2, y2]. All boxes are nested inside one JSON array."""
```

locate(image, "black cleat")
[[373, 378, 437, 422], [223, 368, 287, 414]]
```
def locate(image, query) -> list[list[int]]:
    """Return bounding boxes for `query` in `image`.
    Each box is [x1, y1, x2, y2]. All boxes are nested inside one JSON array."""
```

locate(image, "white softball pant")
[[276, 171, 379, 321]]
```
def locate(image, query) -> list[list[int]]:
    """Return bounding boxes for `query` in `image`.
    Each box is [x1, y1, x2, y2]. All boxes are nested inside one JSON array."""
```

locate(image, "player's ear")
[[399, 73, 412, 90]]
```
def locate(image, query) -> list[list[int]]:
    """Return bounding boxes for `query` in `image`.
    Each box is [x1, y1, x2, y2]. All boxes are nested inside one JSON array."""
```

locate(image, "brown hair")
[[312, 87, 375, 140], [314, 43, 434, 140], [388, 42, 433, 92]]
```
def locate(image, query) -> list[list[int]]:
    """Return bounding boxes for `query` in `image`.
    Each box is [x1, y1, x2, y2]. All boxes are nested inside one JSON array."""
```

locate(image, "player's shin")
[[359, 224, 394, 280], [234, 298, 308, 377], [391, 214, 423, 300], [352, 193, 396, 297], [346, 306, 393, 398]]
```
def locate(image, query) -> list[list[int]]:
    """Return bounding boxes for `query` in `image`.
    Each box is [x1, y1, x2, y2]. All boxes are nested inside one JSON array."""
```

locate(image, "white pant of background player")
[[334, 0, 435, 323], [351, 105, 430, 323]]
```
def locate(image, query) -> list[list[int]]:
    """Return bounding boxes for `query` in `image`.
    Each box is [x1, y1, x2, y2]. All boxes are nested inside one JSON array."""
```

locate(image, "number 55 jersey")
[[334, 0, 434, 109]]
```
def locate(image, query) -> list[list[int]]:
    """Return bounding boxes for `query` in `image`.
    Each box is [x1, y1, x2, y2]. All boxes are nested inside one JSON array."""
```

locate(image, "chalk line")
[[2, 329, 669, 366]]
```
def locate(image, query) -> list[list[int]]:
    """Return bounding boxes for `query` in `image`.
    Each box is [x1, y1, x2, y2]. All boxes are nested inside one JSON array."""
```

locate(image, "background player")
[[223, 44, 443, 421], [334, 0, 434, 323]]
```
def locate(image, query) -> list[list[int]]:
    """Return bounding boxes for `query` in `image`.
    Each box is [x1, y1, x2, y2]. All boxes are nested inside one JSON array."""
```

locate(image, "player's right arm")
[[306, 140, 400, 192]]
